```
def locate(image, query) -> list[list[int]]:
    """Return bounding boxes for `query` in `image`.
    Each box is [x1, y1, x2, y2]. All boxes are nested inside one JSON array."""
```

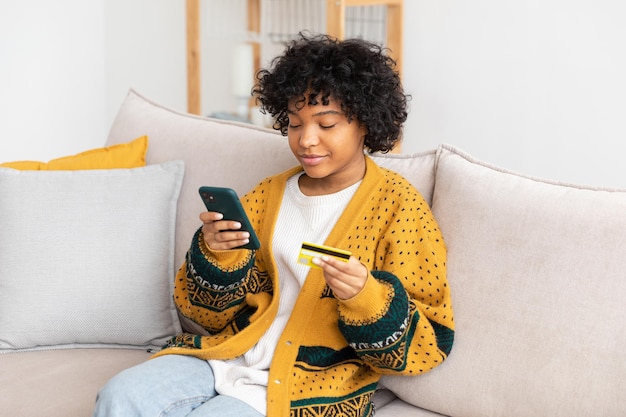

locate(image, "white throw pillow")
[[0, 161, 184, 352]]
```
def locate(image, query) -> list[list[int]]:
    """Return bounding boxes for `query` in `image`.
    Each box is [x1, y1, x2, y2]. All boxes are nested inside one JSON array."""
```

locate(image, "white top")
[[209, 173, 361, 414]]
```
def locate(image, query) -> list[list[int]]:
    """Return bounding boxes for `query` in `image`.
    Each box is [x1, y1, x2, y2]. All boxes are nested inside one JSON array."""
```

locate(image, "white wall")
[[0, 0, 106, 162], [103, 0, 186, 128], [1, 1, 624, 188], [0, 0, 185, 162], [402, 0, 626, 188]]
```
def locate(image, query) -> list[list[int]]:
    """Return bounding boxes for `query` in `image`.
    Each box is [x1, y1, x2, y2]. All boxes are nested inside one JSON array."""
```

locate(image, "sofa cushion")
[[0, 135, 147, 170], [0, 161, 184, 351], [376, 399, 447, 417], [382, 144, 626, 416], [0, 348, 151, 416]]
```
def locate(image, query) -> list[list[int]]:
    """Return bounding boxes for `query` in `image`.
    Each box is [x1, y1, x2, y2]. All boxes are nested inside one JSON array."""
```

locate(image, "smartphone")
[[198, 186, 260, 250]]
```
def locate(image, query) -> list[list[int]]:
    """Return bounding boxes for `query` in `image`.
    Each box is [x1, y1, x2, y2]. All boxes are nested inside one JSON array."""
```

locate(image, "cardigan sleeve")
[[172, 227, 259, 334], [155, 173, 293, 358], [170, 172, 287, 338], [336, 183, 454, 376]]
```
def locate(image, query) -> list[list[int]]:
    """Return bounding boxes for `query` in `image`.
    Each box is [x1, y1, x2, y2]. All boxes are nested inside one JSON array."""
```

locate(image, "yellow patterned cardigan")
[[154, 156, 454, 417]]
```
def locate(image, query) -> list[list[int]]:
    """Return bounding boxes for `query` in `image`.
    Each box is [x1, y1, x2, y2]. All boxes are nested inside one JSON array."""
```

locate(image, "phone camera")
[[202, 192, 216, 203]]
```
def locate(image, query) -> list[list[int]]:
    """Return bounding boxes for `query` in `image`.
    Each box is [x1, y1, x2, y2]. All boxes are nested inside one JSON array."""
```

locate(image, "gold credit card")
[[298, 242, 351, 269]]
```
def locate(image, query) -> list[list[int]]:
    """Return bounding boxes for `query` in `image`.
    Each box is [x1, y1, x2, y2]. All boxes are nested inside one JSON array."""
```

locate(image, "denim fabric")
[[92, 354, 263, 417]]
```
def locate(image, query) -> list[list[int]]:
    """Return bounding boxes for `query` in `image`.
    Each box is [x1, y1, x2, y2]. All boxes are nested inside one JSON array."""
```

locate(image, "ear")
[[359, 123, 368, 138]]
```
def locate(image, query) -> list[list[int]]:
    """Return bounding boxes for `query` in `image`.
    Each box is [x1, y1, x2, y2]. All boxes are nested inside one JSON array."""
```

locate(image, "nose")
[[299, 124, 320, 148]]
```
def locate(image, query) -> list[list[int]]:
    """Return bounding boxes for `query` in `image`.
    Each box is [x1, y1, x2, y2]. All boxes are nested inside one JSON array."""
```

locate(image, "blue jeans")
[[93, 354, 264, 417]]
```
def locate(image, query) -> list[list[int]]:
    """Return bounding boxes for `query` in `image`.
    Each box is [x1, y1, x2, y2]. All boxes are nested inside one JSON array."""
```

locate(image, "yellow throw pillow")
[[0, 136, 148, 170]]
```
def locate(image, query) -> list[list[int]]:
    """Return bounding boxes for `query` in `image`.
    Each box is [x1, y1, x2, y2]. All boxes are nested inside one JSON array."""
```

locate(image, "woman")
[[93, 32, 454, 417]]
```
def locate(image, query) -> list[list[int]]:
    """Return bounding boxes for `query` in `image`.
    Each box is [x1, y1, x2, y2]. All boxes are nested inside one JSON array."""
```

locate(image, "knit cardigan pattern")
[[155, 157, 454, 417]]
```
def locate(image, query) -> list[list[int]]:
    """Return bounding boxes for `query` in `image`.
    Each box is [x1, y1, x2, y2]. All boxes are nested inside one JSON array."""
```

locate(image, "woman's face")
[[287, 95, 367, 196]]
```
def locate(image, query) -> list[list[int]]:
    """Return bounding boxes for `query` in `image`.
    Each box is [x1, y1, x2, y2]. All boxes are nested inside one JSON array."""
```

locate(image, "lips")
[[300, 154, 326, 166]]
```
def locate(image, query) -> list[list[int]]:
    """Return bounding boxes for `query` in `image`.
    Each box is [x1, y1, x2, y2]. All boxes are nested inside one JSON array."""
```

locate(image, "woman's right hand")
[[199, 211, 250, 250]]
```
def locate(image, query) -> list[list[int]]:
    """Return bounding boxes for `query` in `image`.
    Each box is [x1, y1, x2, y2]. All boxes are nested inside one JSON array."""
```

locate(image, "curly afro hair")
[[253, 32, 408, 153]]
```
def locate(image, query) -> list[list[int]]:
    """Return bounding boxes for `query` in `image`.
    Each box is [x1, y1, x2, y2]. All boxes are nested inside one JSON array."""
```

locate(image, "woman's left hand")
[[312, 256, 369, 300]]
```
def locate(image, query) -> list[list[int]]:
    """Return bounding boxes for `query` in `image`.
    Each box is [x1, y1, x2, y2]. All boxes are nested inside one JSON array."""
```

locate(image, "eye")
[[288, 123, 302, 129], [320, 123, 336, 129]]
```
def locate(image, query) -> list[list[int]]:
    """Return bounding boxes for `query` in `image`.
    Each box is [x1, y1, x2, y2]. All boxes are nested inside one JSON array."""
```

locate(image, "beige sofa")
[[1, 90, 624, 417]]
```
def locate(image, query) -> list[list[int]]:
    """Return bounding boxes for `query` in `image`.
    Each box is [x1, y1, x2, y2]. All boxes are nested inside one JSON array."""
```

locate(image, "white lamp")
[[232, 43, 254, 120]]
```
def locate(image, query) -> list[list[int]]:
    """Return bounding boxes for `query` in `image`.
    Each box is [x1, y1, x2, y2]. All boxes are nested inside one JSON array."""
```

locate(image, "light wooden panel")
[[186, 0, 261, 115], [326, 0, 403, 75], [186, 0, 201, 115], [248, 0, 261, 109]]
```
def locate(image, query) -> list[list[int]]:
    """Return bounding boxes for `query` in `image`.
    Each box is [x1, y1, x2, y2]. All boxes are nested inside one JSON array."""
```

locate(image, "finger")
[[206, 225, 250, 250], [199, 212, 247, 249], [213, 220, 243, 233], [210, 239, 250, 250], [313, 255, 356, 274], [199, 211, 224, 223], [324, 274, 361, 300], [200, 213, 242, 238], [213, 229, 250, 244], [313, 256, 368, 300], [206, 233, 250, 250]]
